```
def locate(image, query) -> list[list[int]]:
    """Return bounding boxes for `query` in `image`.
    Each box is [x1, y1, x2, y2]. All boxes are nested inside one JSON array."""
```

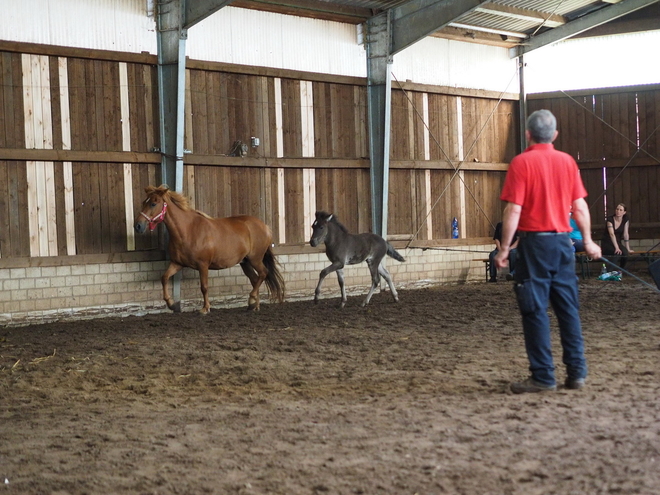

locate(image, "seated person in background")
[[600, 203, 634, 269], [569, 211, 585, 252], [489, 221, 519, 282]]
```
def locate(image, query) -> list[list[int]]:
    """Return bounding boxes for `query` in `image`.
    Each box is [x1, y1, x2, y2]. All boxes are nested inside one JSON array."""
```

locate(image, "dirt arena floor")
[[1, 271, 660, 495]]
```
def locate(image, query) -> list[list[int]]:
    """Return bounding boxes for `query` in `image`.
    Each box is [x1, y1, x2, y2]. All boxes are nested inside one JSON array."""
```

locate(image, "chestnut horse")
[[134, 185, 285, 313]]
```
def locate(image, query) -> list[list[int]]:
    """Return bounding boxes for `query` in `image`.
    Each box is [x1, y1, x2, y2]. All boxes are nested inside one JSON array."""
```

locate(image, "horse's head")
[[310, 211, 333, 247], [134, 185, 169, 234]]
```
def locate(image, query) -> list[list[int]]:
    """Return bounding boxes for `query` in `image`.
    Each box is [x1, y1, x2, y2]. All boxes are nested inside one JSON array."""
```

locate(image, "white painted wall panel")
[[187, 8, 367, 78], [1, 0, 156, 54], [392, 37, 520, 93], [3, 1, 656, 93]]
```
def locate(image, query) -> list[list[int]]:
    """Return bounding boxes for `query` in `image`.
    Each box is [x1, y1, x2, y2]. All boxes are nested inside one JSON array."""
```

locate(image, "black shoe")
[[565, 377, 585, 390], [488, 278, 497, 283], [510, 377, 557, 394], [506, 274, 514, 281]]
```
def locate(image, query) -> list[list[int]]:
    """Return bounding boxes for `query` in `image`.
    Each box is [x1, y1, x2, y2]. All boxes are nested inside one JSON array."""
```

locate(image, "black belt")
[[518, 231, 565, 238]]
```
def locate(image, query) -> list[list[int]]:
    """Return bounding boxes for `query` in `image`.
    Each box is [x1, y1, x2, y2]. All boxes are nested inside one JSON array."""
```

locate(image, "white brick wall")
[[2, 239, 656, 327]]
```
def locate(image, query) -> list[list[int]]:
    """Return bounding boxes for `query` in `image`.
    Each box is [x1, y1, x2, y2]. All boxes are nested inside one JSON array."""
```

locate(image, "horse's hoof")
[[171, 301, 181, 313], [199, 308, 210, 315]]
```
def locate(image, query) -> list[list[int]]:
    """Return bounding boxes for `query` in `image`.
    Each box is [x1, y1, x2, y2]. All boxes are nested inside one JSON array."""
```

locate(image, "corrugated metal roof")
[[237, 0, 660, 49]]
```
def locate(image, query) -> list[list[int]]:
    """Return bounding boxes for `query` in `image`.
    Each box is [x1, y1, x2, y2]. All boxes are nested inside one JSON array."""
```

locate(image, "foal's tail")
[[263, 246, 286, 303], [387, 243, 406, 262]]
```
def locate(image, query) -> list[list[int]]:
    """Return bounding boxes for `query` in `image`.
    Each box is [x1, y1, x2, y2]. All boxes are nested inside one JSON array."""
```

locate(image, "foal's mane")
[[318, 211, 349, 234]]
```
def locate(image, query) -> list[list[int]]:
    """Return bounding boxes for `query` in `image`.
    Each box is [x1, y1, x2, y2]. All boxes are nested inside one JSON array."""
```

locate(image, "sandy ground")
[[1, 271, 660, 495]]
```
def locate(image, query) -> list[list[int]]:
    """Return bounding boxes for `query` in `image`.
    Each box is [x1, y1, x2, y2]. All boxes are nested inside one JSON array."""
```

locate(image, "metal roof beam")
[[184, 0, 234, 29], [475, 3, 566, 28], [390, 0, 489, 55], [511, 0, 660, 58]]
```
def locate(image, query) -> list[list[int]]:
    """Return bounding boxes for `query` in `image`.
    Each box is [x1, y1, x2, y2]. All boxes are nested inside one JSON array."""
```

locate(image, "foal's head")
[[310, 211, 334, 247]]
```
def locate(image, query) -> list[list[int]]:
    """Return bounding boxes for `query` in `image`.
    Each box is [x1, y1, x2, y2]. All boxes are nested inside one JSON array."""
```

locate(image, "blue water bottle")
[[451, 217, 459, 239]]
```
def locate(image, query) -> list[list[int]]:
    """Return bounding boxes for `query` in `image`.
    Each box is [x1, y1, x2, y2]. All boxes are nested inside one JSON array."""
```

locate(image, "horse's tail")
[[387, 243, 406, 262], [263, 246, 286, 303]]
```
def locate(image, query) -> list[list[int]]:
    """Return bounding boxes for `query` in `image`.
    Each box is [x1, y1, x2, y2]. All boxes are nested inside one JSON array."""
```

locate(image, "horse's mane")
[[150, 185, 212, 218], [317, 210, 350, 234]]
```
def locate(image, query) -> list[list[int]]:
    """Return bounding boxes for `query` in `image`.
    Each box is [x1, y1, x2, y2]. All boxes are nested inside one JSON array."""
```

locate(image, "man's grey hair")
[[526, 109, 556, 143]]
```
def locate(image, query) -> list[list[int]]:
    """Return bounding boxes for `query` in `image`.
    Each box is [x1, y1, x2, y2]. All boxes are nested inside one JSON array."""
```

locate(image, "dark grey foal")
[[309, 211, 405, 308]]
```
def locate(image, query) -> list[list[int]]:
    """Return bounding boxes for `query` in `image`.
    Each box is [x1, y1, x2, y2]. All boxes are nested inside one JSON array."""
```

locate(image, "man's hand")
[[494, 248, 509, 269], [584, 241, 602, 260]]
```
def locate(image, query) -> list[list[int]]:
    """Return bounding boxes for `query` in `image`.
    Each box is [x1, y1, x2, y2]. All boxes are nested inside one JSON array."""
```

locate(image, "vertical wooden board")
[[0, 54, 9, 148], [580, 167, 604, 222], [428, 94, 451, 162], [627, 92, 637, 158], [651, 90, 660, 157], [132, 163, 159, 252], [46, 56, 63, 150], [412, 169, 428, 240], [648, 164, 659, 223], [440, 96, 463, 162], [330, 83, 343, 158], [312, 81, 329, 157], [412, 92, 426, 161], [593, 95, 605, 162], [0, 161, 8, 256], [615, 93, 637, 158], [339, 169, 360, 233], [257, 77, 272, 158], [611, 93, 624, 159], [99, 61, 119, 151], [71, 59, 90, 150], [232, 167, 262, 217], [97, 162, 111, 253], [284, 168, 303, 243], [574, 97, 588, 162], [392, 90, 412, 161], [430, 169, 454, 239], [205, 71, 219, 154], [1, 53, 24, 148], [463, 171, 478, 237], [144, 65, 158, 152], [629, 167, 646, 223], [226, 73, 243, 153], [461, 97, 478, 163], [189, 70, 209, 154], [313, 168, 332, 212], [127, 63, 145, 151], [1, 161, 29, 256], [388, 169, 414, 236], [338, 84, 356, 159], [109, 163, 127, 253], [281, 79, 302, 157], [357, 168, 371, 233], [354, 86, 368, 159], [267, 78, 280, 158]]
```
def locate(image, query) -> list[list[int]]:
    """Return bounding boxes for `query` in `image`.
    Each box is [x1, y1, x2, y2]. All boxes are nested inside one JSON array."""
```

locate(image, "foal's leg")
[[361, 260, 382, 307], [241, 258, 267, 311], [336, 269, 347, 308], [315, 261, 343, 304], [378, 263, 399, 303], [162, 262, 183, 312]]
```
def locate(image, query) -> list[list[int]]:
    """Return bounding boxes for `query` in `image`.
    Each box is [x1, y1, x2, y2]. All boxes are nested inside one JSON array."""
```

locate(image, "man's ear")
[[552, 130, 559, 142]]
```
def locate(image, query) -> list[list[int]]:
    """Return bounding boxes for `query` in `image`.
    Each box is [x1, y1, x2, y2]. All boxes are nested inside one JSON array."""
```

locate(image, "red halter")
[[141, 202, 168, 231]]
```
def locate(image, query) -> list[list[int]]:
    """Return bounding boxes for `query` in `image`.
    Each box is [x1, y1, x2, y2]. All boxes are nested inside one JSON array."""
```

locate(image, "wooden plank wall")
[[529, 87, 660, 237], [0, 42, 525, 264]]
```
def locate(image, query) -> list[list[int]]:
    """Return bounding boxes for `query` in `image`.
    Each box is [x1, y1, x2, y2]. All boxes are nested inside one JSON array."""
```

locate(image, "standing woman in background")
[[600, 203, 634, 268]]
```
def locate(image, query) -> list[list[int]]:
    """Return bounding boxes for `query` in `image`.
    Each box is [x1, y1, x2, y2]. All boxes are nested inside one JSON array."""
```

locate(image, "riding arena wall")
[[1, 26, 660, 326]]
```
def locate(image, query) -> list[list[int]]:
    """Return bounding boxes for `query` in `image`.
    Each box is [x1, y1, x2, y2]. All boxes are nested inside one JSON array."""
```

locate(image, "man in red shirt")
[[495, 109, 602, 393]]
